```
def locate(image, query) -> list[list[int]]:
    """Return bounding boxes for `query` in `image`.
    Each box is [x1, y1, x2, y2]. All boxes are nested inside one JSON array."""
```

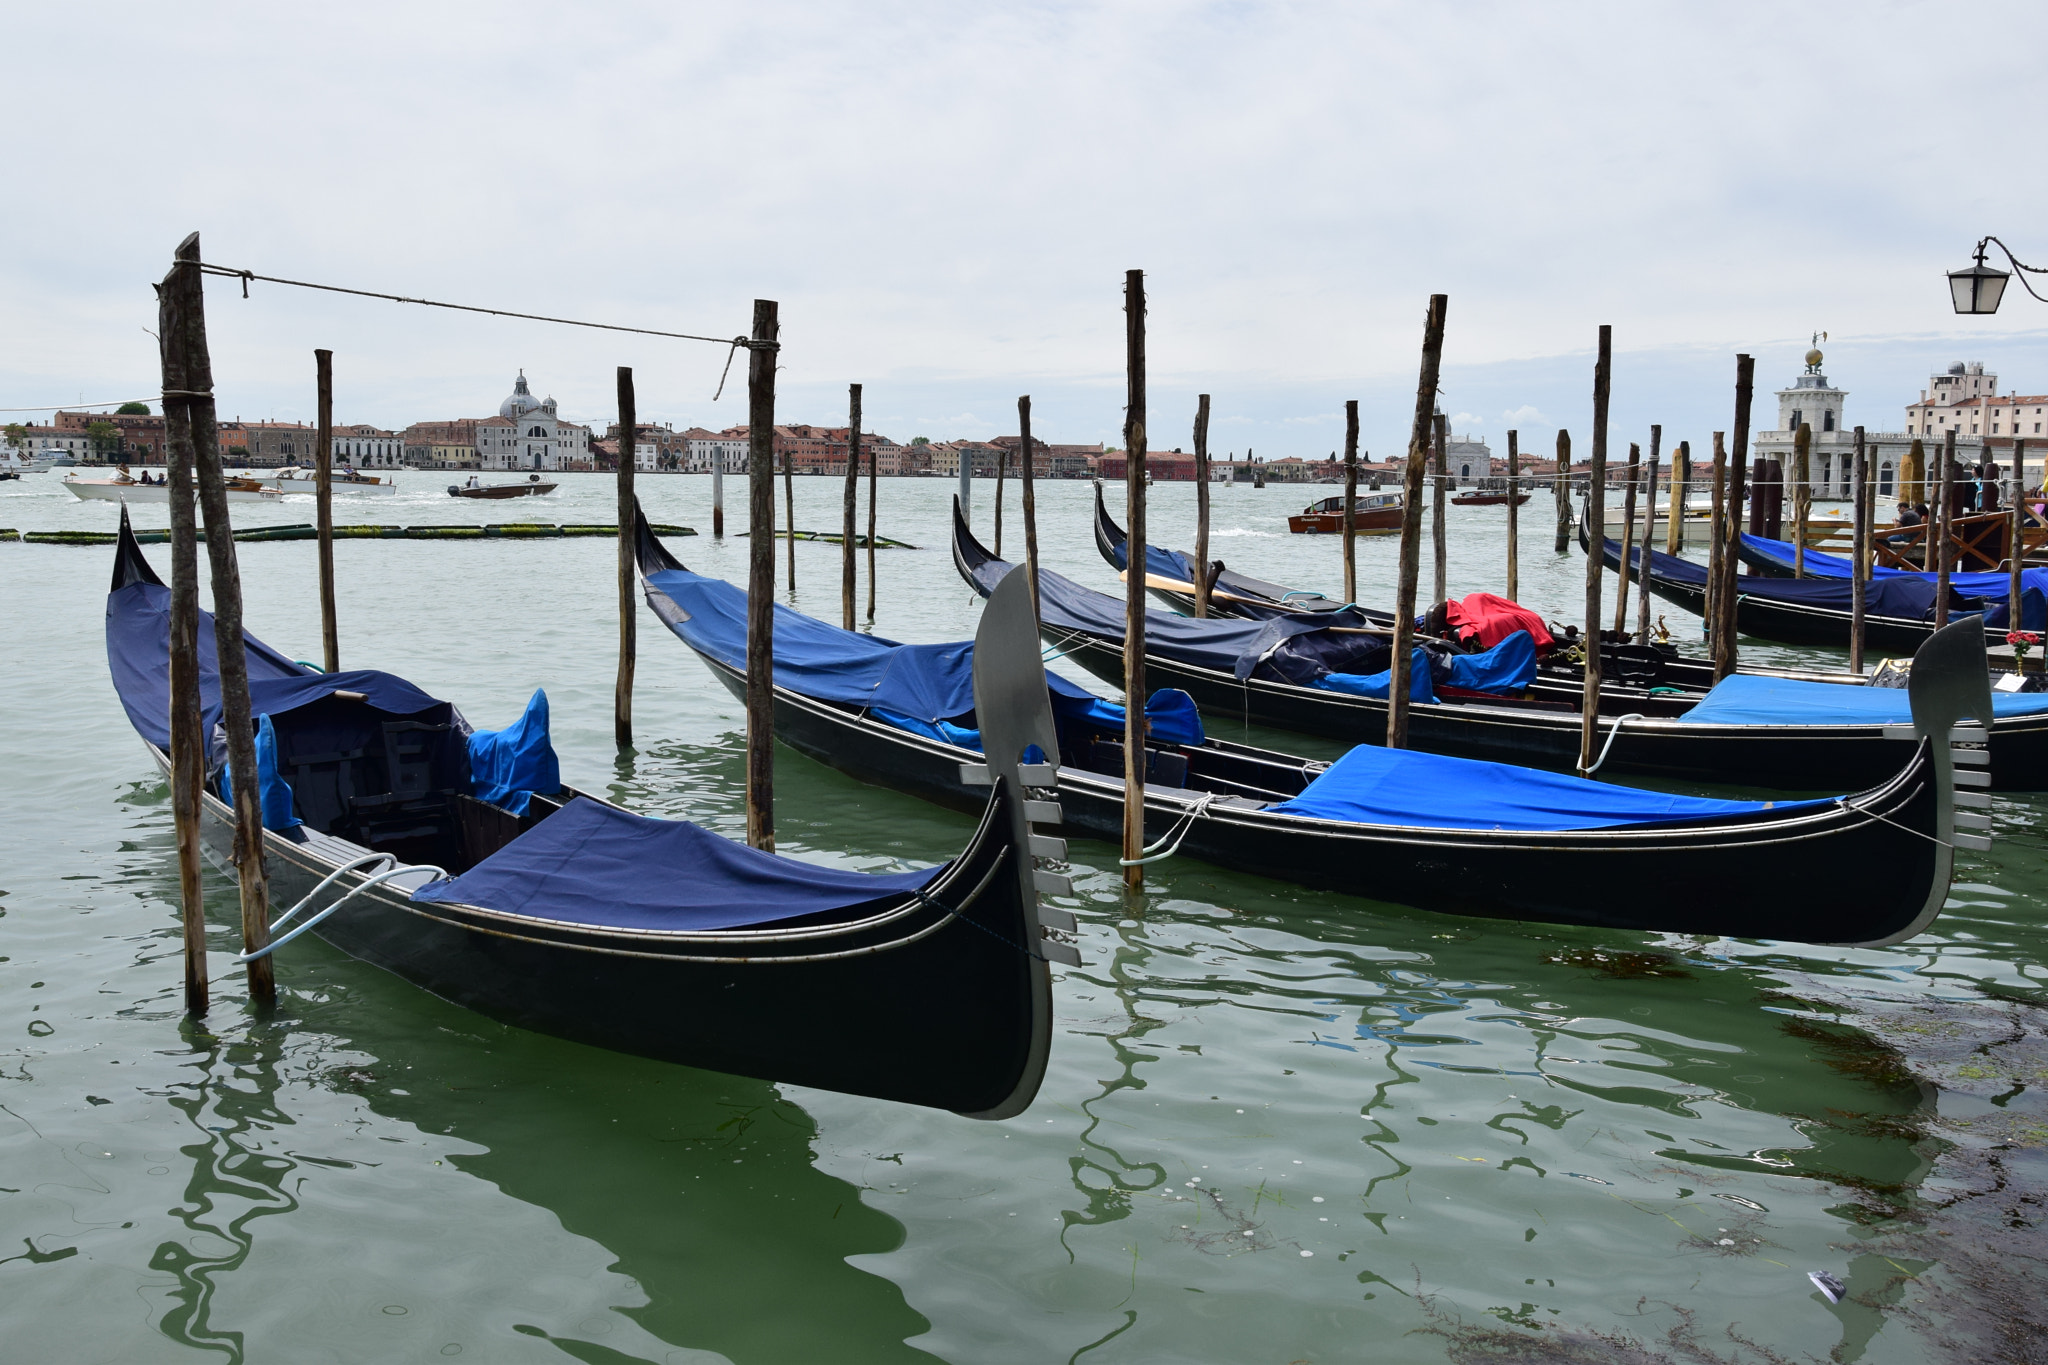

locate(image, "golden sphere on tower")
[[1804, 347, 1824, 368]]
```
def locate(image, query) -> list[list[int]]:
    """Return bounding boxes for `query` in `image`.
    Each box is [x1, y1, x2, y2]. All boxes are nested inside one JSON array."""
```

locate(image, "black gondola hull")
[[684, 652, 1953, 945]]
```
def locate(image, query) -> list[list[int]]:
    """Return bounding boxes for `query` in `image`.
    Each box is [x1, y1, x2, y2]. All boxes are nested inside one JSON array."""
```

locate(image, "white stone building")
[[681, 426, 749, 473], [1752, 350, 1985, 503], [334, 424, 404, 469], [474, 372, 591, 472], [1904, 362, 2047, 443]]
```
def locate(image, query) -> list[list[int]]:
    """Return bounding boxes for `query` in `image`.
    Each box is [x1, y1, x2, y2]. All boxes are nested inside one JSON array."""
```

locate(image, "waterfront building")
[[681, 427, 748, 474], [475, 372, 591, 472], [403, 419, 483, 470], [334, 424, 403, 469], [1904, 362, 2047, 446], [1751, 349, 1968, 502]]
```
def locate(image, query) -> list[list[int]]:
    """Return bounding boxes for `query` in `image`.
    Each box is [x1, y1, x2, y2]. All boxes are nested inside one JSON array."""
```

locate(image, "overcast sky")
[[6, 1, 2046, 457]]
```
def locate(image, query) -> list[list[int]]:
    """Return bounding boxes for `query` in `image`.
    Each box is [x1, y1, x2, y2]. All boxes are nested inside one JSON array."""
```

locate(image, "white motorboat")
[[1, 452, 57, 473], [64, 471, 282, 504], [265, 465, 397, 496]]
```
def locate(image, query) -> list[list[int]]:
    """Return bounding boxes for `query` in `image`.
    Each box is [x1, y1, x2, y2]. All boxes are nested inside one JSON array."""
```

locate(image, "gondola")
[[1584, 520, 2034, 651], [1451, 492, 1530, 507], [965, 500, 2048, 790], [639, 515, 1989, 946], [103, 509, 1068, 1118], [1092, 484, 1745, 697], [1735, 530, 2048, 617]]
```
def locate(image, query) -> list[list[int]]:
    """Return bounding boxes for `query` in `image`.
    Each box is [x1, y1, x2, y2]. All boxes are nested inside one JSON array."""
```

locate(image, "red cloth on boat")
[[1444, 593, 1553, 651]]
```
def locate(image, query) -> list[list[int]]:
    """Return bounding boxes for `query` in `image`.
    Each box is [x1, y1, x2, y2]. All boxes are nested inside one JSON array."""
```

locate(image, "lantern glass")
[[1949, 263, 2010, 314]]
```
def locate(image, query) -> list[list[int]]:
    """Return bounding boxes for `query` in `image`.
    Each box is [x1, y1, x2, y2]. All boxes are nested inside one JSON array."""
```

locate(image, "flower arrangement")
[[2007, 630, 2039, 663]]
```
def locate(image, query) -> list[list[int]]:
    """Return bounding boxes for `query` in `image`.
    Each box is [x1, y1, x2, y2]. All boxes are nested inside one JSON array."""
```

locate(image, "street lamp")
[[1950, 236, 2048, 314]]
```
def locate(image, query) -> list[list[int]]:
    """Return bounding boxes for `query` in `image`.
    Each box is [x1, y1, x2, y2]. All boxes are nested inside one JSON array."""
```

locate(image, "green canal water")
[[2, 470, 2041, 1363]]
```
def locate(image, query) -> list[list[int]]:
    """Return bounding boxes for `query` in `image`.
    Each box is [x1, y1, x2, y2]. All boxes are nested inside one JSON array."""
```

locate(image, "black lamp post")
[[1950, 236, 2048, 314]]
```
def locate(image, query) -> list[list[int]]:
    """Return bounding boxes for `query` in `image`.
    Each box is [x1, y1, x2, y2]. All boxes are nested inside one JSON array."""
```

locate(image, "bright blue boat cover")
[[1269, 743, 1832, 831], [468, 689, 561, 816], [1611, 538, 2020, 622], [107, 579, 446, 747], [1742, 532, 2048, 605], [1683, 672, 2048, 725], [411, 796, 940, 930], [219, 714, 305, 832], [1316, 649, 1438, 702], [1103, 532, 1201, 585]]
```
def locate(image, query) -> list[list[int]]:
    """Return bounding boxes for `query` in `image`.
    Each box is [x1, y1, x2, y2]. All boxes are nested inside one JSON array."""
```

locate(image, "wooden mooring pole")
[[157, 242, 209, 1016], [1636, 428, 1660, 641], [746, 300, 779, 850], [1342, 400, 1360, 604], [865, 421, 878, 623], [994, 447, 1007, 559], [842, 383, 861, 630], [1504, 429, 1520, 601], [1553, 430, 1572, 553], [1851, 426, 1868, 673], [1431, 413, 1449, 608], [2011, 438, 2028, 641], [615, 367, 636, 749], [1667, 440, 1691, 556], [1705, 433, 1727, 654], [1792, 421, 1812, 577], [1389, 294, 1448, 750], [1613, 442, 1640, 634], [1192, 394, 1211, 619], [1713, 356, 1756, 682], [712, 454, 725, 539], [1578, 325, 1612, 774], [173, 233, 274, 1005], [783, 445, 796, 593], [1020, 395, 1041, 616], [314, 350, 338, 673], [1937, 427, 1956, 624], [1121, 269, 1148, 894]]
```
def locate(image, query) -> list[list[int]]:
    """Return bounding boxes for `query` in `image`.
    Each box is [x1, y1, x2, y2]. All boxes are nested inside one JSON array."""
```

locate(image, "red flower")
[[2008, 631, 2040, 646]]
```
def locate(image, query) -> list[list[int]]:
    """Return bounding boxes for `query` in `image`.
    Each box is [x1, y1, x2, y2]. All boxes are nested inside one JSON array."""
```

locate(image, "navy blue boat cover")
[[107, 579, 445, 747], [1269, 744, 1831, 831], [1685, 672, 2048, 725], [1743, 532, 2048, 600], [411, 796, 940, 930], [643, 566, 1205, 744], [1614, 538, 2029, 623]]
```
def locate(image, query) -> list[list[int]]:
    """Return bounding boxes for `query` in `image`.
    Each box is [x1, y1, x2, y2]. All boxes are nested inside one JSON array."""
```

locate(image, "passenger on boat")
[[466, 474, 481, 489]]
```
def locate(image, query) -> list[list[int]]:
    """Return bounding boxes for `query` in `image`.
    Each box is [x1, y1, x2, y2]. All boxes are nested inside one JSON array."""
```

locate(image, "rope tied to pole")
[[1119, 792, 1217, 867]]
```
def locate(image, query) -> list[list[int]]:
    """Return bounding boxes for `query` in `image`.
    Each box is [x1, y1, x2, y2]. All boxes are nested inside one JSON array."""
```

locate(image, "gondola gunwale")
[[638, 535, 1967, 948], [960, 499, 2047, 789], [109, 510, 1053, 1118]]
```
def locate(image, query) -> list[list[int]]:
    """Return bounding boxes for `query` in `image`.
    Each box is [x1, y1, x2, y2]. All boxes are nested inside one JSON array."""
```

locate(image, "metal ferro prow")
[[964, 562, 1079, 966], [1908, 612, 1999, 859]]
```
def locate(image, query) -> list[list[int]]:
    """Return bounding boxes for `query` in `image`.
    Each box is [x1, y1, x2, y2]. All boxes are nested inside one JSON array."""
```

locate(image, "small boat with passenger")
[[66, 467, 282, 503], [448, 473, 558, 499], [268, 465, 396, 496]]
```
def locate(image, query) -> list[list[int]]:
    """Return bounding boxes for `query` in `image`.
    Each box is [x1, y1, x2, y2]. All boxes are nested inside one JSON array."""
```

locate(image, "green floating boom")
[[9, 522, 696, 546]]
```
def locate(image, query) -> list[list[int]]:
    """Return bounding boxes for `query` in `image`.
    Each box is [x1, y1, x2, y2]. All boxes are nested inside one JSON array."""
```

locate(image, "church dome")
[[499, 371, 544, 420]]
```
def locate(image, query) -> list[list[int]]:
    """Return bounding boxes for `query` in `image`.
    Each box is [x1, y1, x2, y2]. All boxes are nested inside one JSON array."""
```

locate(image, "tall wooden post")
[[1850, 427, 1868, 673], [993, 448, 1007, 558], [2010, 438, 2028, 639], [1936, 427, 1956, 623], [1613, 442, 1640, 633], [1342, 400, 1360, 604], [841, 384, 861, 630], [1792, 421, 1812, 577], [782, 446, 796, 592], [958, 448, 971, 522], [615, 368, 637, 749], [1713, 356, 1755, 682], [1667, 440, 1690, 555], [1191, 394, 1211, 618], [1705, 434, 1727, 645], [1636, 431, 1660, 641], [1389, 295, 1448, 749], [745, 301, 779, 851], [1505, 429, 1520, 601], [157, 243, 209, 1016], [1578, 326, 1612, 774], [314, 350, 338, 673], [865, 424, 878, 622], [173, 233, 274, 1005], [1020, 395, 1041, 617], [712, 454, 725, 538], [1553, 430, 1572, 552], [1431, 413, 1449, 607], [1121, 269, 1148, 894]]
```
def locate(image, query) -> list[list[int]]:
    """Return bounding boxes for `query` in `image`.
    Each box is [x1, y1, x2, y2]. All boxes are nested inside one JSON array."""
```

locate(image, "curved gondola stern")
[[1092, 479, 1129, 572], [111, 503, 164, 592], [951, 494, 1009, 600], [632, 496, 686, 578]]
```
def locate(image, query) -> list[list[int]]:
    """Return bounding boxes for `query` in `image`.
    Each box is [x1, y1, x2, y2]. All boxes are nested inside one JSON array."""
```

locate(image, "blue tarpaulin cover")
[[1269, 743, 1832, 831], [1611, 538, 2024, 623], [1317, 649, 1438, 702], [411, 796, 941, 930], [1737, 534, 2048, 627], [468, 689, 561, 816], [1684, 672, 2048, 725], [219, 714, 304, 831]]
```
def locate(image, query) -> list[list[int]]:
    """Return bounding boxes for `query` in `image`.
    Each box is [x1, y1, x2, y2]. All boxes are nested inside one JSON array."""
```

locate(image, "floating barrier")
[[6, 522, 697, 546]]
